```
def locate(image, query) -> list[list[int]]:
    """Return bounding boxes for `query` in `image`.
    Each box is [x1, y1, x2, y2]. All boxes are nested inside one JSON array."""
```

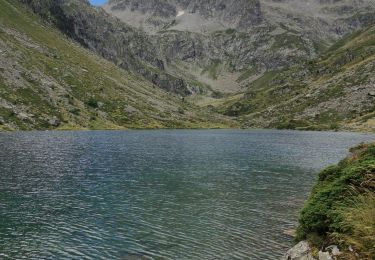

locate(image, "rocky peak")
[[106, 0, 262, 33], [109, 0, 177, 18]]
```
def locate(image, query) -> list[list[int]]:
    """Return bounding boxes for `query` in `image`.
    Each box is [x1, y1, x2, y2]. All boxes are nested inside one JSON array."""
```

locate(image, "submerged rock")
[[283, 241, 316, 260]]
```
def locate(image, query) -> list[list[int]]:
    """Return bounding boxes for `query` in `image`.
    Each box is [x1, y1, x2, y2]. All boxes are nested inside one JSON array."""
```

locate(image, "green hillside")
[[217, 26, 375, 131], [0, 0, 234, 130]]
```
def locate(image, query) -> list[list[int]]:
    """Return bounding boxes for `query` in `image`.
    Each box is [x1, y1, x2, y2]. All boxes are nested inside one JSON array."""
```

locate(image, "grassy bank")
[[296, 143, 375, 259]]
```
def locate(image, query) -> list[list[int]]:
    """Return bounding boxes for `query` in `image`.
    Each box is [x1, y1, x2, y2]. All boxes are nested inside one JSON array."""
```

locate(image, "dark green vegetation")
[[297, 143, 375, 259], [0, 0, 234, 130], [218, 26, 375, 131]]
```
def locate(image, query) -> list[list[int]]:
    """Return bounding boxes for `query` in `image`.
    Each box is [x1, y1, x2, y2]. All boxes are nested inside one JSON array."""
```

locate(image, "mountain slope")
[[0, 0, 234, 131], [219, 26, 375, 131], [103, 0, 375, 95], [1, 0, 373, 131], [21, 0, 202, 96]]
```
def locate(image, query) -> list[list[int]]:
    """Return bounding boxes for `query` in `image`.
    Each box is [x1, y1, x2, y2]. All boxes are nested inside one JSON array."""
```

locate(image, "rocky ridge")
[[104, 0, 375, 94]]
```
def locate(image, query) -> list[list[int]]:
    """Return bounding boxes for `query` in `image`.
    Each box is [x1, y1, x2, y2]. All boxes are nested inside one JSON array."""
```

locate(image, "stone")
[[283, 241, 316, 260], [318, 251, 332, 260], [368, 91, 375, 97], [97, 102, 104, 109], [326, 245, 341, 256], [18, 112, 29, 121], [48, 117, 61, 127], [124, 105, 138, 114]]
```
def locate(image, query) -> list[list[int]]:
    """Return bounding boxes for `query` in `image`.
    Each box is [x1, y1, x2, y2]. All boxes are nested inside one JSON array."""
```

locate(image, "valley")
[[0, 0, 374, 131], [0, 2, 374, 259]]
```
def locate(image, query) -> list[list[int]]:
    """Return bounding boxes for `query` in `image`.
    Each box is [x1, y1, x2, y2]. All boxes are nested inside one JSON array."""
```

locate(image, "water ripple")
[[0, 129, 373, 259]]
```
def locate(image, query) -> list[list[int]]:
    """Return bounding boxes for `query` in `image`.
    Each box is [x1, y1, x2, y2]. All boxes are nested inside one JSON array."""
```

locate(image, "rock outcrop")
[[283, 241, 316, 260], [284, 242, 345, 260], [106, 0, 262, 32]]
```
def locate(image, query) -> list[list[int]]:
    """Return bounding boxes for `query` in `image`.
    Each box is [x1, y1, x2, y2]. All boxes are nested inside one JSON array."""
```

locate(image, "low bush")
[[296, 143, 375, 257]]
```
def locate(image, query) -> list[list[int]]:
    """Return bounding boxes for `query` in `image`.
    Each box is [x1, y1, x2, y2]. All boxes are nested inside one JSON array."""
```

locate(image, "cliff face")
[[106, 0, 374, 35], [22, 0, 197, 96], [107, 0, 262, 31]]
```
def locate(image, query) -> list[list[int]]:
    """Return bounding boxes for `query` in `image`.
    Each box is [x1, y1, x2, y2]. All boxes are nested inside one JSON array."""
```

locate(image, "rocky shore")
[[283, 241, 344, 260]]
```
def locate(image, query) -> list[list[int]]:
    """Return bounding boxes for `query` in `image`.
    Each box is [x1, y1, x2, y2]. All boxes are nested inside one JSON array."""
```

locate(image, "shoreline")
[[0, 126, 374, 134]]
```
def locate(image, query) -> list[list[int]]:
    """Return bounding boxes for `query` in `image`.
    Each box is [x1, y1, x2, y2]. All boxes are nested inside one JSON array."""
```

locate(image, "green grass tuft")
[[296, 143, 375, 258]]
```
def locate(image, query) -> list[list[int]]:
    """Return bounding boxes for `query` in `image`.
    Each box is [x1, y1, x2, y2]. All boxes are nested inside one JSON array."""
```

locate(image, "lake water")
[[0, 130, 373, 259]]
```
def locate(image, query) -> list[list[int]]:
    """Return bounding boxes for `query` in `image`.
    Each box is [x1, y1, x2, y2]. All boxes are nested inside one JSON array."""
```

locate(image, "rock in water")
[[283, 241, 316, 260]]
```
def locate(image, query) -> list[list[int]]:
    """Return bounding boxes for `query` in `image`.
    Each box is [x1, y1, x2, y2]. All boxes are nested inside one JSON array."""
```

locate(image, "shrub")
[[296, 143, 375, 254], [86, 97, 98, 108], [329, 123, 339, 130], [70, 108, 80, 115], [178, 107, 185, 114]]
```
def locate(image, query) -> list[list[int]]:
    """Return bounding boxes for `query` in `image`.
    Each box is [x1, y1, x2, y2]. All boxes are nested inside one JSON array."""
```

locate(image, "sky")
[[89, 0, 107, 6]]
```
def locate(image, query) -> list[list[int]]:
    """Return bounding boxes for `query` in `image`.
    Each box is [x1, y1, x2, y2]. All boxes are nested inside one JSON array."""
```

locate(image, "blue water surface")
[[0, 129, 373, 259]]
